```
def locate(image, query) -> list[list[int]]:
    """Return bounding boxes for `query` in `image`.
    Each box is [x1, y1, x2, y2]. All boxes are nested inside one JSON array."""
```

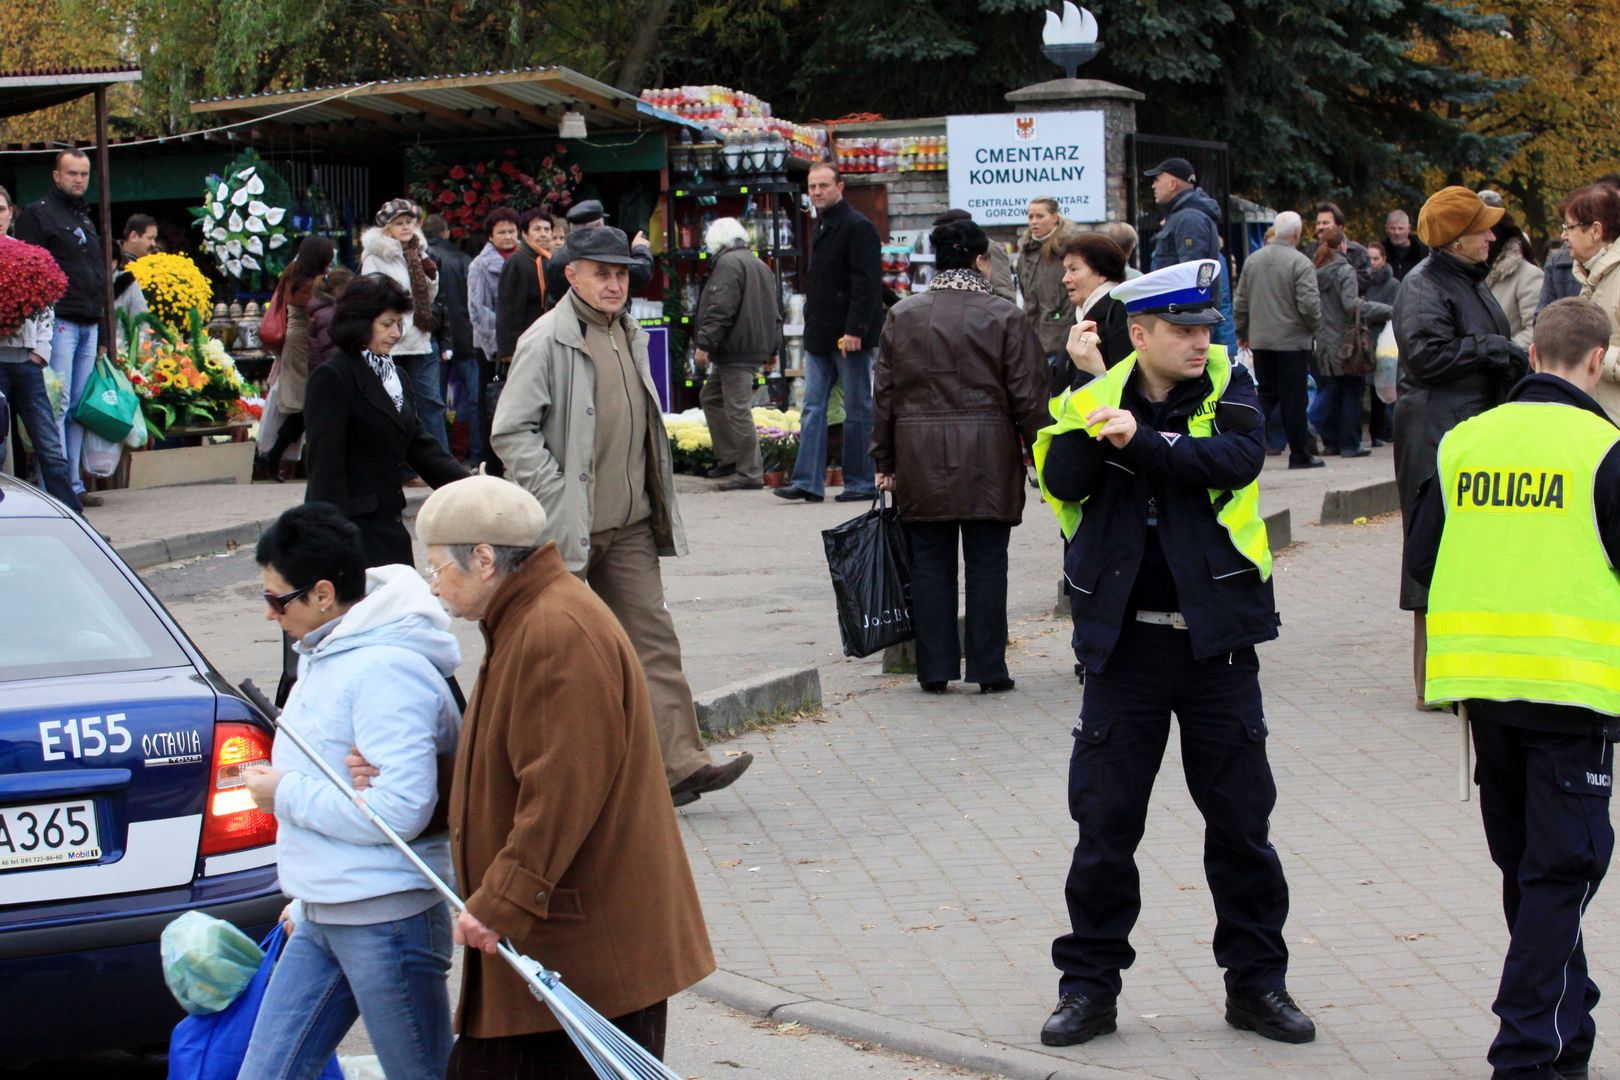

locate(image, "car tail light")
[[199, 722, 278, 857]]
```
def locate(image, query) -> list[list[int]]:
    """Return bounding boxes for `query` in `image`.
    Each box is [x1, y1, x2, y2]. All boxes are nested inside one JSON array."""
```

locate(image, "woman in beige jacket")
[[1561, 183, 1620, 423], [1484, 223, 1543, 351]]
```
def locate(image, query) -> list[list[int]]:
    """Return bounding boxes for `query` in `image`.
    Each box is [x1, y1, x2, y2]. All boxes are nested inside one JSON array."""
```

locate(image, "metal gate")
[[1123, 133, 1231, 273]]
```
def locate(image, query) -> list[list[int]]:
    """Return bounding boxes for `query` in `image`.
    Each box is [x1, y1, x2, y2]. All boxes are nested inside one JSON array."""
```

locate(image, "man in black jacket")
[[1036, 261, 1315, 1051], [1404, 298, 1620, 1080], [15, 149, 108, 506], [1383, 209, 1429, 281], [775, 164, 883, 504], [695, 217, 781, 491], [425, 214, 478, 463]]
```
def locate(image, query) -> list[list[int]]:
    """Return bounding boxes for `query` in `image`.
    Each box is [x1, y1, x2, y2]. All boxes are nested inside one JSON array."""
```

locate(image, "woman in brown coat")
[[872, 218, 1048, 694], [411, 476, 714, 1077], [1017, 197, 1079, 360]]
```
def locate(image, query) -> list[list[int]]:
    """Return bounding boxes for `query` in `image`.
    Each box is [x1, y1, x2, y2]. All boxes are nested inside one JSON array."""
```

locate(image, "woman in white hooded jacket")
[[360, 198, 446, 447], [241, 503, 462, 1080]]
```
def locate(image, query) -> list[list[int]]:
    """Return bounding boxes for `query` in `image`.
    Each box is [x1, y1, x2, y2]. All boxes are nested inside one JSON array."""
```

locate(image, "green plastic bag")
[[73, 354, 139, 443], [160, 910, 265, 1016]]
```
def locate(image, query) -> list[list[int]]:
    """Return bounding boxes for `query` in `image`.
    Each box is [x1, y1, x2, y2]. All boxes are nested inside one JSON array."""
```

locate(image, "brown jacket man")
[[446, 541, 715, 1039]]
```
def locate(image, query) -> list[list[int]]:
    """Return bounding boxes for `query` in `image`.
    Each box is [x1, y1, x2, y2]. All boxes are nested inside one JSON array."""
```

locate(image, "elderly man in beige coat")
[[1233, 210, 1323, 467], [491, 227, 752, 807]]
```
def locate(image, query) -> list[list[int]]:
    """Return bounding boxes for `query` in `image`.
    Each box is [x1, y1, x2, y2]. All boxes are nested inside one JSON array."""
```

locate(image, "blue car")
[[0, 473, 283, 1063]]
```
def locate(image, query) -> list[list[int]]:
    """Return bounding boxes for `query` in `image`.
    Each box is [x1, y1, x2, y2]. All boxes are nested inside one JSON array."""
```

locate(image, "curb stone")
[[694, 666, 822, 740], [1319, 479, 1400, 525], [691, 969, 1121, 1080], [116, 489, 431, 571]]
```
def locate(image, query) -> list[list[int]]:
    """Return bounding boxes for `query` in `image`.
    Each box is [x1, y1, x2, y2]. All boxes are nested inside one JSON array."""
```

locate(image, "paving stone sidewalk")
[[676, 507, 1619, 1079]]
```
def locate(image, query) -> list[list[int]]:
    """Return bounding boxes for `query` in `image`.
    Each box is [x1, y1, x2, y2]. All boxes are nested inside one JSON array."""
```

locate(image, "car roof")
[[0, 473, 73, 519]]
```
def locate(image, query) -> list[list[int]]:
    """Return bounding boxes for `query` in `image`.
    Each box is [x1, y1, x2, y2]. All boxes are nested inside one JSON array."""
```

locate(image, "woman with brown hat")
[[1392, 185, 1529, 703]]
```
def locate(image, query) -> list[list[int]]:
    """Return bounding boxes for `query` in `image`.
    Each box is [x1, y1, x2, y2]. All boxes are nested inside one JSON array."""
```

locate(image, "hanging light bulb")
[[559, 110, 588, 139]]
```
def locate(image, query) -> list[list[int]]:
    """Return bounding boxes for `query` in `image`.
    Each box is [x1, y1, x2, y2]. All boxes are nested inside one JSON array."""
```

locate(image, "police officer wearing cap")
[[1405, 297, 1620, 1080], [1033, 258, 1315, 1048]]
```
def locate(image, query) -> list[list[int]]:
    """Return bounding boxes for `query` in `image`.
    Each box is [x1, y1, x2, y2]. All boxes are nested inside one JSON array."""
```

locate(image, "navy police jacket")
[[1043, 361, 1278, 671]]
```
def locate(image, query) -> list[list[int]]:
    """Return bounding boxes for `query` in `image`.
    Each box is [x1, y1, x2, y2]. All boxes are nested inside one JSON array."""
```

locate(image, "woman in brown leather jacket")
[[871, 218, 1048, 694]]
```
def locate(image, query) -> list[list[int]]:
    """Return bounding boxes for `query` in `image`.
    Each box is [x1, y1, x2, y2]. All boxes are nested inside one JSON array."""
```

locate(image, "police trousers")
[[1471, 715, 1614, 1079], [1053, 620, 1290, 1000]]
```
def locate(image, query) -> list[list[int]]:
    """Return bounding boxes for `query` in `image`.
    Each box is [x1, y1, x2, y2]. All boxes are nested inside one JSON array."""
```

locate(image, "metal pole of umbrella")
[[239, 680, 681, 1080]]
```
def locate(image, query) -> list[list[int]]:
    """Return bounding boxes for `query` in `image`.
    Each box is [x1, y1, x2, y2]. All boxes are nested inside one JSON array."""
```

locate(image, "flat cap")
[[1417, 186, 1503, 248], [566, 199, 608, 225], [415, 475, 548, 548], [565, 225, 641, 266]]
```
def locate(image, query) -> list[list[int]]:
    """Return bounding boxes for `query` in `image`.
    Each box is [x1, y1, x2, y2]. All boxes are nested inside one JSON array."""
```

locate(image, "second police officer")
[[1405, 297, 1620, 1080], [1033, 259, 1316, 1047]]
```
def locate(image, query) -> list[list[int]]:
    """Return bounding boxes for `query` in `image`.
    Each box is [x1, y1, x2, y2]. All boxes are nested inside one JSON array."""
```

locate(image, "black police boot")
[[1225, 989, 1316, 1044], [1039, 993, 1117, 1046]]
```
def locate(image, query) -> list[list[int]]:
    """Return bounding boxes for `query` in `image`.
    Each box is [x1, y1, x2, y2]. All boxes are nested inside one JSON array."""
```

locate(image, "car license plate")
[[0, 799, 100, 870]]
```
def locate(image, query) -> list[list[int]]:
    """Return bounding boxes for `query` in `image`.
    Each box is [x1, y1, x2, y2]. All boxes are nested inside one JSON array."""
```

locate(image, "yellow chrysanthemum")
[[128, 253, 213, 333]]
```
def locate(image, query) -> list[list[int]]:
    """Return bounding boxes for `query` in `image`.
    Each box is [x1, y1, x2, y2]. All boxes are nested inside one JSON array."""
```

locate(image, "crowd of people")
[[5, 143, 1620, 1080]]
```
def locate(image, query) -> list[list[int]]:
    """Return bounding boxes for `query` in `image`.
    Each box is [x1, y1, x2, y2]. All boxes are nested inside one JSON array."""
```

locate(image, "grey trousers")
[[581, 522, 712, 786], [699, 364, 762, 482]]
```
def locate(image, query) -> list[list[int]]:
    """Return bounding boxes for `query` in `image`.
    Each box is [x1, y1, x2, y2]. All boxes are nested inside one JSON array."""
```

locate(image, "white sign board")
[[947, 111, 1107, 226]]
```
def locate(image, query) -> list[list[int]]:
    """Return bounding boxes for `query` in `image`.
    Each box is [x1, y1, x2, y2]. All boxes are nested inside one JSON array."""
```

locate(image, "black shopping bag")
[[822, 492, 914, 658]]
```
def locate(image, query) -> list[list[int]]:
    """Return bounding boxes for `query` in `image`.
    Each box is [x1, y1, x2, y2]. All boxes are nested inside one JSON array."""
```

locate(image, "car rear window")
[[0, 520, 190, 681]]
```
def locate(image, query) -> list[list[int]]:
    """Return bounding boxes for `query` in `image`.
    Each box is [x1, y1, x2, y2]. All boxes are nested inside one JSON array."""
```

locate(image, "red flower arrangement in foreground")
[[0, 237, 69, 337]]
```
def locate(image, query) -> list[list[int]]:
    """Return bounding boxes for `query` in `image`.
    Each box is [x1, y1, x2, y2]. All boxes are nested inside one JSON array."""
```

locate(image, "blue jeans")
[[439, 353, 482, 463], [1310, 374, 1365, 452], [790, 348, 874, 497], [0, 358, 82, 511], [396, 349, 448, 452], [241, 903, 453, 1080], [47, 319, 97, 495]]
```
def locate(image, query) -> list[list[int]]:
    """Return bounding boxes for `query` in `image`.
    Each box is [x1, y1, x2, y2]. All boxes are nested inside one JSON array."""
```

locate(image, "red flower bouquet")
[[407, 144, 578, 242], [0, 237, 69, 337]]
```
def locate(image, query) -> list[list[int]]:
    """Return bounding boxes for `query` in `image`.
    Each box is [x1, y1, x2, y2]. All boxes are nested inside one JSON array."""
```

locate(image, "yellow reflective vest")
[[1032, 347, 1273, 580], [1426, 401, 1620, 714]]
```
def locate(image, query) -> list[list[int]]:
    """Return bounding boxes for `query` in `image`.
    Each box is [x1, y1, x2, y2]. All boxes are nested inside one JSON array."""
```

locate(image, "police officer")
[[1404, 296, 1620, 1080], [1034, 259, 1315, 1047]]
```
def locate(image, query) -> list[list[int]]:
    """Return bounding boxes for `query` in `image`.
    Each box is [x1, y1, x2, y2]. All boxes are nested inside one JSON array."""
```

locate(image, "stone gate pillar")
[[1003, 78, 1143, 224]]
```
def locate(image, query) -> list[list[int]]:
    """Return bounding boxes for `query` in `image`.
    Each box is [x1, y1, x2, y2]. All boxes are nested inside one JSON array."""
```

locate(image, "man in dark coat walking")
[[426, 214, 479, 462], [775, 164, 884, 504], [694, 218, 781, 490]]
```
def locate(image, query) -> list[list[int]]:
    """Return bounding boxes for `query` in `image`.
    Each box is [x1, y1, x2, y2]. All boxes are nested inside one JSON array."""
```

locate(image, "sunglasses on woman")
[[262, 583, 314, 614]]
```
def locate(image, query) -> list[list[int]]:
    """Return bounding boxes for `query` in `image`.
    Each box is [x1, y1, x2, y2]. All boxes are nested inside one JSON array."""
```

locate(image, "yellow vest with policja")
[[1425, 401, 1620, 714], [1031, 346, 1273, 581]]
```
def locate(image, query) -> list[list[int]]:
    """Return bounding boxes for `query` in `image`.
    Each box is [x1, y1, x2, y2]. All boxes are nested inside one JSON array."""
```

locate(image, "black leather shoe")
[[979, 678, 1016, 694], [919, 681, 948, 694], [1287, 457, 1326, 469], [835, 490, 876, 502], [1342, 447, 1371, 458], [703, 463, 737, 478], [1040, 993, 1117, 1046], [772, 486, 823, 502], [1225, 990, 1316, 1044], [670, 753, 755, 808]]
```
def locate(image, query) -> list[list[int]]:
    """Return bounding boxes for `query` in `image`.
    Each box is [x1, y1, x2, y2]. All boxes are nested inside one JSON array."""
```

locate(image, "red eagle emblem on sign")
[[1015, 115, 1036, 141]]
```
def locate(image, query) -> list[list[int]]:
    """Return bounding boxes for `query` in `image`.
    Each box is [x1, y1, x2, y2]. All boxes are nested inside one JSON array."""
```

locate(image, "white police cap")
[[1112, 259, 1224, 325]]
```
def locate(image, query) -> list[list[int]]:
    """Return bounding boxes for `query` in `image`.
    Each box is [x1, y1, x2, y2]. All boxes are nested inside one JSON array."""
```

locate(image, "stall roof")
[[0, 65, 142, 119], [189, 67, 698, 145]]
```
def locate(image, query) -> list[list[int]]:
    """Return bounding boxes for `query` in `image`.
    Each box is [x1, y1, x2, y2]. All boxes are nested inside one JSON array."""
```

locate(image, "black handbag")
[[822, 492, 915, 658]]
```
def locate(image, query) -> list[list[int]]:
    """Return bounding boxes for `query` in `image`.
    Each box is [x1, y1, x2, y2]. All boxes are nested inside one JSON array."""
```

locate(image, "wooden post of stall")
[[95, 86, 115, 352]]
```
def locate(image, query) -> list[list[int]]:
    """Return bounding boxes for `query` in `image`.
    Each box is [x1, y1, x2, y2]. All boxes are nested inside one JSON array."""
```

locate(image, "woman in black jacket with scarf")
[[304, 274, 469, 567], [1392, 186, 1528, 701]]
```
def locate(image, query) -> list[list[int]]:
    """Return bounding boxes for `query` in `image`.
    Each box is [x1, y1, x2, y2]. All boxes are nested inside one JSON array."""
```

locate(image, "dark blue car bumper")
[[0, 865, 284, 1062]]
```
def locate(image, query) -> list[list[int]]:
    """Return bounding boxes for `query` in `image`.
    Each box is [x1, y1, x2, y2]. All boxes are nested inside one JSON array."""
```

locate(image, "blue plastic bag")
[[167, 923, 343, 1080]]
